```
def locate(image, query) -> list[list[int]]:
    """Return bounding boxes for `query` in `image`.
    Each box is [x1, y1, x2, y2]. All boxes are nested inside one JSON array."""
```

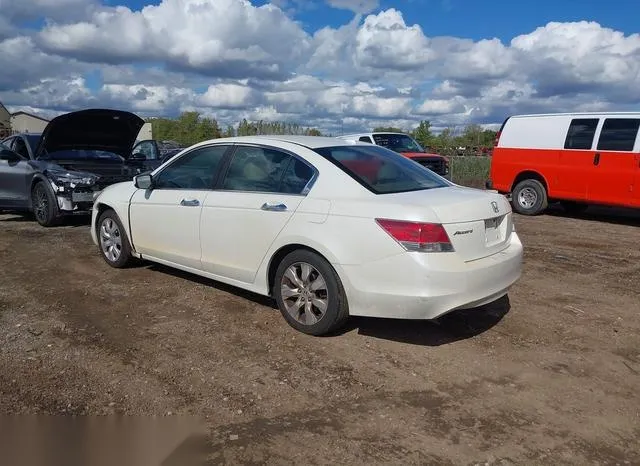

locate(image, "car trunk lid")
[[382, 187, 514, 262]]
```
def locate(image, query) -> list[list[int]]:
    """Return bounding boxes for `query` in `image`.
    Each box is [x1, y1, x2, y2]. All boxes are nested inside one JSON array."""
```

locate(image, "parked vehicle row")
[[0, 109, 185, 226], [487, 112, 640, 215], [2, 108, 525, 336]]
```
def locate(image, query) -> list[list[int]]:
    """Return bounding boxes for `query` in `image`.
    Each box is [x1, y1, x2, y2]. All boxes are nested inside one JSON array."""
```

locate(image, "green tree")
[[373, 126, 404, 133], [411, 120, 434, 150]]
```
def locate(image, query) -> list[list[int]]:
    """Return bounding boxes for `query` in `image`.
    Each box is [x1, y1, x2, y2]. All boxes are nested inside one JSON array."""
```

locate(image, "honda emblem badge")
[[491, 201, 499, 213]]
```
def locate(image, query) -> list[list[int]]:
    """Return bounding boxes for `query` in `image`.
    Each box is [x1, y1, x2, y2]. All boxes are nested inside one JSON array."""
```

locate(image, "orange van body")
[[487, 113, 640, 215]]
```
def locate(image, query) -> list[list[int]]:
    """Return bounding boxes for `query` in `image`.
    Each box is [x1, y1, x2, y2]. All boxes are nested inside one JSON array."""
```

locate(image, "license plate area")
[[71, 191, 96, 203], [484, 215, 506, 245]]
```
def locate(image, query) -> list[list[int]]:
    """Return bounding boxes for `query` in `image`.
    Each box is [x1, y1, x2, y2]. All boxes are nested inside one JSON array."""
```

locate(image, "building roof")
[[0, 101, 10, 117], [10, 111, 50, 122]]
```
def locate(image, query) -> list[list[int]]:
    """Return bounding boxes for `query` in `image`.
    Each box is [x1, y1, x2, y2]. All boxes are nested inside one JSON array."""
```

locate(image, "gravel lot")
[[1, 206, 639, 465]]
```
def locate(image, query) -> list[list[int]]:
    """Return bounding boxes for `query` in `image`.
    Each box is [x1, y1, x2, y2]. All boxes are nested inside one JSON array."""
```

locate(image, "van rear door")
[[587, 117, 639, 207]]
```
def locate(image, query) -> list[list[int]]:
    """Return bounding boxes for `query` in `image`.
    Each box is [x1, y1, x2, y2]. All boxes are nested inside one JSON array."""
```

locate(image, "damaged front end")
[[44, 168, 102, 213]]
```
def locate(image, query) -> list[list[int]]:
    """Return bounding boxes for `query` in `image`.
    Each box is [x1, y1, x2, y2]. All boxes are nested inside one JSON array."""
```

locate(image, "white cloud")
[[199, 83, 257, 109], [38, 0, 311, 79], [354, 9, 434, 70], [0, 0, 96, 21], [0, 36, 87, 92], [0, 1, 639, 136]]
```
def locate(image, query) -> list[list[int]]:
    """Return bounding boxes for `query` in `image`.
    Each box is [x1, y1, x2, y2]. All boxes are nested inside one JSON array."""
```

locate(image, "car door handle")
[[261, 202, 287, 212], [180, 198, 200, 207], [593, 153, 600, 166]]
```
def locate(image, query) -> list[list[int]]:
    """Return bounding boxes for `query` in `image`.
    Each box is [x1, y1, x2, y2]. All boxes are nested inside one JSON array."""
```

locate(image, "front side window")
[[314, 145, 449, 194], [223, 146, 309, 193], [154, 145, 229, 189], [372, 133, 424, 153], [564, 118, 599, 150], [13, 137, 29, 159], [24, 135, 40, 156], [132, 141, 158, 160], [596, 118, 640, 152]]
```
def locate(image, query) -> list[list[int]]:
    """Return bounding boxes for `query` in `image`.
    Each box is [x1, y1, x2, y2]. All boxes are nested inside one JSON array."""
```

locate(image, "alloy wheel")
[[100, 217, 123, 263], [280, 262, 329, 326], [33, 184, 49, 223]]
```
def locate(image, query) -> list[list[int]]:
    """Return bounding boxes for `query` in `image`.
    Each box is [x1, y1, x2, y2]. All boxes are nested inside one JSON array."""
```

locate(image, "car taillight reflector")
[[375, 219, 454, 252]]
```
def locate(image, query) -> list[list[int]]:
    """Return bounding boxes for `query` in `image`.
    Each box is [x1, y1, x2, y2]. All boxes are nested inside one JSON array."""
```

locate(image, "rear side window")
[[222, 145, 314, 194], [564, 119, 599, 150], [314, 145, 449, 194], [597, 118, 640, 152]]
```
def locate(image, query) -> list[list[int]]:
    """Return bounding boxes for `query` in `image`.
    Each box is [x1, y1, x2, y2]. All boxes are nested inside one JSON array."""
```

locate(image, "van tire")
[[511, 179, 548, 215]]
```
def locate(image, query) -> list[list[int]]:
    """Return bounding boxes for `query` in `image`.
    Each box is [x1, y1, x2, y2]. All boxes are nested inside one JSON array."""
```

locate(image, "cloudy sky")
[[0, 0, 639, 134]]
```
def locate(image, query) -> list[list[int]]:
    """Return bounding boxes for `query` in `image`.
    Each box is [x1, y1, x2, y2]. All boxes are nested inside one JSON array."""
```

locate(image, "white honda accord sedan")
[[91, 135, 523, 335]]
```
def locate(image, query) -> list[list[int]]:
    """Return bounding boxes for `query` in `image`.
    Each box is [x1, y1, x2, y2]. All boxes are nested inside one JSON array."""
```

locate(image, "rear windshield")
[[313, 145, 450, 194], [372, 133, 424, 153]]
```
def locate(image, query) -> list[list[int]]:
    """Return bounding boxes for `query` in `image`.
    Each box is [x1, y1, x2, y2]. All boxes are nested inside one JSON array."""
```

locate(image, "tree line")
[[149, 112, 497, 156]]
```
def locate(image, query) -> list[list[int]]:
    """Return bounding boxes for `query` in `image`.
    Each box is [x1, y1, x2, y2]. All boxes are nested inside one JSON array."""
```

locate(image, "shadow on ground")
[[143, 261, 510, 346], [338, 295, 511, 346], [0, 212, 91, 227], [544, 204, 640, 227]]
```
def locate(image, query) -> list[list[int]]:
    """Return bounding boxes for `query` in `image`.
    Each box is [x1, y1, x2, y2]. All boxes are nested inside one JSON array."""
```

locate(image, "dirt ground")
[[0, 205, 639, 465]]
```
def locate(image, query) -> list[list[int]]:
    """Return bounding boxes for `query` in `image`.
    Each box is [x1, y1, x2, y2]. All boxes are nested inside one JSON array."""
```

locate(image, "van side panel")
[[490, 116, 569, 195], [490, 112, 640, 210], [490, 147, 556, 194]]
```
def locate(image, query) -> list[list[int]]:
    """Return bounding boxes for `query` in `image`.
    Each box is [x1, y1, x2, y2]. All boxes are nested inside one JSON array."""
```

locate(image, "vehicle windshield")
[[372, 133, 424, 153], [39, 150, 124, 161], [313, 145, 450, 194]]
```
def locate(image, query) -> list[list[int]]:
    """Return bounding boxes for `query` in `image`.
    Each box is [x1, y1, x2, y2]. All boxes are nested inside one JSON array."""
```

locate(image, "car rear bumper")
[[337, 232, 523, 320]]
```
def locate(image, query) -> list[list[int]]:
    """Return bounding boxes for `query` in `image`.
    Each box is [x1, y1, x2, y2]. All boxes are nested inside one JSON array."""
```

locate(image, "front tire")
[[273, 250, 349, 336], [511, 179, 548, 215], [97, 209, 134, 268], [31, 181, 60, 227]]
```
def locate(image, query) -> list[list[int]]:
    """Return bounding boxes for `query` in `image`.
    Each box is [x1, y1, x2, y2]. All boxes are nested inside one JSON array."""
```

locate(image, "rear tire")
[[511, 179, 548, 215], [31, 181, 60, 227], [96, 209, 134, 268], [273, 250, 349, 336]]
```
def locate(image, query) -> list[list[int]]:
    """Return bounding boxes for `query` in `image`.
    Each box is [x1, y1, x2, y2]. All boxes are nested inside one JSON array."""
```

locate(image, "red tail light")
[[376, 219, 454, 252]]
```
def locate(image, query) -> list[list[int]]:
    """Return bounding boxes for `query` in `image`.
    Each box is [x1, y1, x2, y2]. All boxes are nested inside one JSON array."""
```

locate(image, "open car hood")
[[35, 109, 145, 159]]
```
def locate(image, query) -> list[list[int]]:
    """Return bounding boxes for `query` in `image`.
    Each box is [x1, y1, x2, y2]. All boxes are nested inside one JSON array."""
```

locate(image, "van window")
[[596, 118, 640, 152], [564, 119, 599, 150]]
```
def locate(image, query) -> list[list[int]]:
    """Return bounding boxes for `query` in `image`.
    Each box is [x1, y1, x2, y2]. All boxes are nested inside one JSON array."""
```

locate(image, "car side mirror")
[[134, 173, 153, 189], [131, 153, 147, 161], [0, 149, 21, 162]]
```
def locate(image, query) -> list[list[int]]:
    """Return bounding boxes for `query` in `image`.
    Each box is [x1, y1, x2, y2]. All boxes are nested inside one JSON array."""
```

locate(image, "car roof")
[[339, 132, 408, 138], [196, 135, 361, 149]]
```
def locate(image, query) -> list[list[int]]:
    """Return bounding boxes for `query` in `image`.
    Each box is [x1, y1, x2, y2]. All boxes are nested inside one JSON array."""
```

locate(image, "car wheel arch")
[[28, 174, 53, 206], [266, 243, 339, 297], [511, 170, 549, 194], [94, 202, 136, 253]]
